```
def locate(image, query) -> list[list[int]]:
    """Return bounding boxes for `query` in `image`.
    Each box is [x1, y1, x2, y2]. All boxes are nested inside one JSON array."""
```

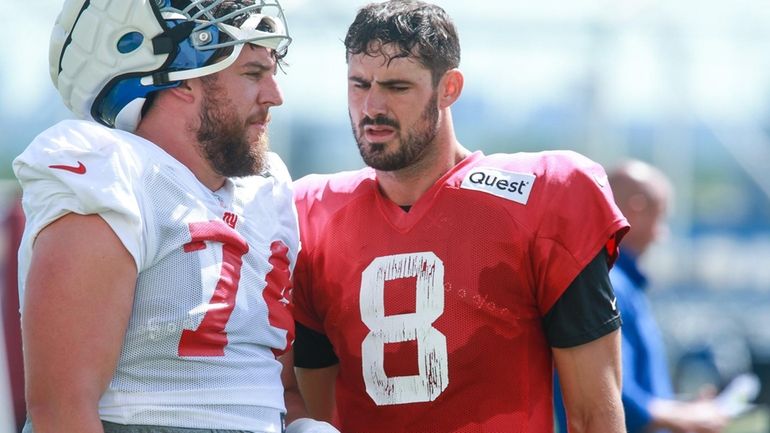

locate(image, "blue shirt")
[[553, 249, 673, 433]]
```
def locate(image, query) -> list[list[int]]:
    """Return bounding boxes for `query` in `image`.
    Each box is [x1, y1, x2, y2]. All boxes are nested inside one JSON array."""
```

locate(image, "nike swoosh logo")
[[49, 161, 87, 175]]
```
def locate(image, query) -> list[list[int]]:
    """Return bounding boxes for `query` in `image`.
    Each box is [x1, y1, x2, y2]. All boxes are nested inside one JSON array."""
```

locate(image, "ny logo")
[[223, 212, 238, 229]]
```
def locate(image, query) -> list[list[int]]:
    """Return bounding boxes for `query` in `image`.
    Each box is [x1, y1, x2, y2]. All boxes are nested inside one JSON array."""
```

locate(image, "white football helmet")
[[50, 0, 291, 130]]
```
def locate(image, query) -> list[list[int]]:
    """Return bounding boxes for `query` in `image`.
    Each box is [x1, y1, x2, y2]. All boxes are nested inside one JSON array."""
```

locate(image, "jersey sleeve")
[[13, 121, 145, 272], [293, 321, 339, 368], [543, 248, 621, 347], [531, 151, 629, 315]]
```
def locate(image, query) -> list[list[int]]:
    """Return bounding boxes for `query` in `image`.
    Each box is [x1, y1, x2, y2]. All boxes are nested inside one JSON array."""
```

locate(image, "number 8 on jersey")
[[359, 252, 449, 405]]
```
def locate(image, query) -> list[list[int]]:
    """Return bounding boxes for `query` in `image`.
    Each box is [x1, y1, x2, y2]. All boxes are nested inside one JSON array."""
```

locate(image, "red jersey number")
[[359, 252, 449, 405], [177, 220, 292, 357]]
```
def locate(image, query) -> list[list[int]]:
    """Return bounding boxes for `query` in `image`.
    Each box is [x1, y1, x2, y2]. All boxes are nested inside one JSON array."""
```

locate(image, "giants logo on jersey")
[[460, 167, 536, 205], [223, 212, 238, 229]]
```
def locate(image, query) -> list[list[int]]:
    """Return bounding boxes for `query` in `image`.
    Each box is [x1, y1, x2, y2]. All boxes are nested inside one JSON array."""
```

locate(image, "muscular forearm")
[[555, 331, 626, 433]]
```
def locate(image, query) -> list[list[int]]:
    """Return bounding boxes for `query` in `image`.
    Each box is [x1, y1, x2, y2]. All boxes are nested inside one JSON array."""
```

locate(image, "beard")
[[195, 79, 269, 178], [352, 92, 439, 171]]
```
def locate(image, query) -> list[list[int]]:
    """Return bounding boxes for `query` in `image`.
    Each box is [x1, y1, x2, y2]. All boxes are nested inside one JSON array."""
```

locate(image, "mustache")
[[247, 111, 271, 125], [360, 115, 399, 129]]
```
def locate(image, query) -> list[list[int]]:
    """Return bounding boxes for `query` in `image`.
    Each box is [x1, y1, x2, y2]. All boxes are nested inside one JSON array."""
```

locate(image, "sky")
[[5, 1, 770, 127]]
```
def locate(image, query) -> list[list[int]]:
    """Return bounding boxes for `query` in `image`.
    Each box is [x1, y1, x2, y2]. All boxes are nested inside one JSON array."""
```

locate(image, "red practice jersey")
[[293, 150, 628, 433]]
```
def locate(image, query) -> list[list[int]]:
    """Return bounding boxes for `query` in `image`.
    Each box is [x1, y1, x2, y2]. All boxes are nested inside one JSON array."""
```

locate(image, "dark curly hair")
[[344, 0, 460, 86]]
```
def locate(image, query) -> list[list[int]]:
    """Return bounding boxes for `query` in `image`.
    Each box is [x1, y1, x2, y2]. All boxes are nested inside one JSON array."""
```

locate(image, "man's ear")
[[165, 79, 197, 104], [438, 69, 464, 109]]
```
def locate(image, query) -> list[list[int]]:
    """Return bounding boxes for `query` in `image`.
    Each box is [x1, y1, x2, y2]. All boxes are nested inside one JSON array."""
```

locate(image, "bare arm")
[[553, 329, 625, 433], [23, 213, 137, 433], [295, 364, 339, 423]]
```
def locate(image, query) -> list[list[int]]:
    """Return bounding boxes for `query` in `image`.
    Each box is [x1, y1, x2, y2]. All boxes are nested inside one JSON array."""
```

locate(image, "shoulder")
[[501, 150, 608, 203], [478, 150, 606, 183], [15, 119, 149, 180], [292, 168, 376, 246], [453, 150, 608, 209], [293, 167, 376, 208], [13, 121, 152, 270], [30, 119, 141, 153]]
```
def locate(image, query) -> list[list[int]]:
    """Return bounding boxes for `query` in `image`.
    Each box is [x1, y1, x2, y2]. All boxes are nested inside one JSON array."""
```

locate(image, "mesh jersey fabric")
[[13, 119, 299, 430], [292, 150, 629, 433]]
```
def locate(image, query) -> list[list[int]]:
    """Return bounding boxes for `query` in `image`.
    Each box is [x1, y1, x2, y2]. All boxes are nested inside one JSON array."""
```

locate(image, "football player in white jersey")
[[13, 1, 336, 433]]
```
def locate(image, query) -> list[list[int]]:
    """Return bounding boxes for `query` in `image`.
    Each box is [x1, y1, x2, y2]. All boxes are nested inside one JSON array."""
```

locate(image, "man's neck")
[[135, 110, 226, 191], [375, 141, 470, 207]]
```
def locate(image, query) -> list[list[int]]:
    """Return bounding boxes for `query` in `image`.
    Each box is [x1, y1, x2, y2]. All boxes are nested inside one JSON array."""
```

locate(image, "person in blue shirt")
[[554, 159, 728, 433]]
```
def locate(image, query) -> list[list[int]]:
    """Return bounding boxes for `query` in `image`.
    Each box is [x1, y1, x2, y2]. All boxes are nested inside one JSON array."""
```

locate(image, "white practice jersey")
[[13, 119, 299, 431]]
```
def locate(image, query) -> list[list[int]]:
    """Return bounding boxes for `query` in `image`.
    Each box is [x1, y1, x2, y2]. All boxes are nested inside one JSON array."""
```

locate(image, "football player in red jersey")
[[288, 1, 630, 432]]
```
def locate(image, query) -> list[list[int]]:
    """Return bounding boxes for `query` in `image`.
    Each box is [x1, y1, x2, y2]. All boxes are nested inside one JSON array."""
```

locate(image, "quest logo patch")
[[460, 167, 536, 205]]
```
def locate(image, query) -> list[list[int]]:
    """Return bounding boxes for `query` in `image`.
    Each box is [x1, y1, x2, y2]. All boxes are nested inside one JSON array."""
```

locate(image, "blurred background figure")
[[555, 159, 730, 433]]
